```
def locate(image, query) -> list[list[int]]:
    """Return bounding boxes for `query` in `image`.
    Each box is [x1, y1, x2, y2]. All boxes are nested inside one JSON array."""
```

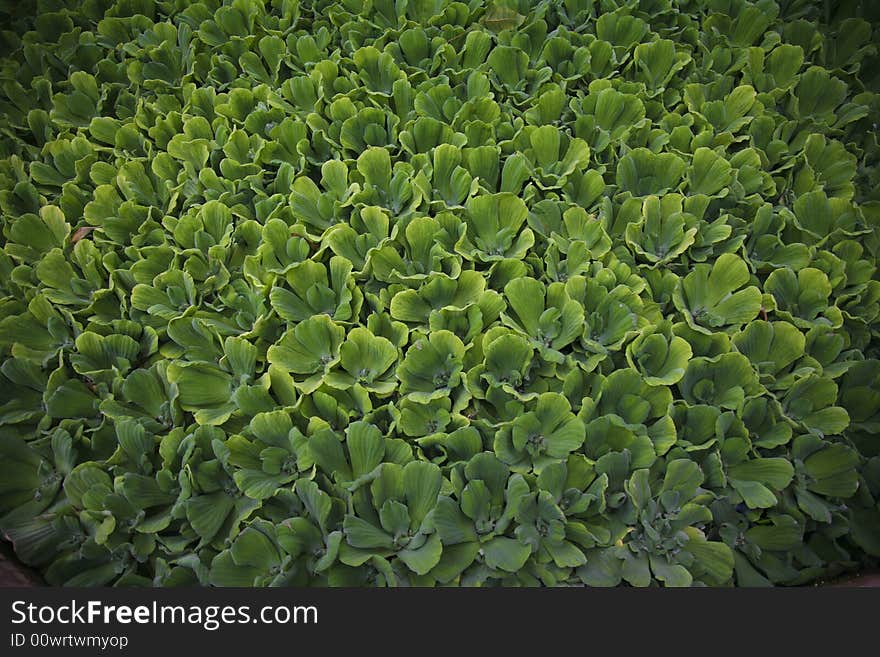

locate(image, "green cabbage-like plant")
[[616, 148, 686, 197], [457, 192, 534, 262], [494, 392, 585, 474], [625, 194, 699, 266], [501, 277, 583, 364], [626, 320, 693, 386], [340, 461, 443, 577], [680, 352, 764, 411], [673, 253, 763, 334], [579, 465, 734, 587], [764, 267, 844, 330], [266, 315, 345, 394], [433, 452, 531, 579], [397, 330, 466, 403]]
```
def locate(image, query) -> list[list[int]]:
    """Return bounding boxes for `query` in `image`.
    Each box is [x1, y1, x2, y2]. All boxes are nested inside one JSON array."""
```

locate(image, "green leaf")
[[186, 493, 234, 543], [728, 458, 794, 490], [650, 555, 693, 587], [687, 148, 733, 196], [343, 516, 393, 550], [403, 461, 442, 528], [398, 533, 443, 575], [482, 5, 525, 33], [483, 537, 531, 572]]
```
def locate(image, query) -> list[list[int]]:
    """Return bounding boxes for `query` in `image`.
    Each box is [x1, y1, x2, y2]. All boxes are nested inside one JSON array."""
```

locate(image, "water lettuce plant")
[[0, 0, 879, 588]]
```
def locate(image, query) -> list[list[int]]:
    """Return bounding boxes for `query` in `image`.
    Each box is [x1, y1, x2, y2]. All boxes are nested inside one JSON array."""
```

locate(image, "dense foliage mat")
[[0, 0, 879, 587]]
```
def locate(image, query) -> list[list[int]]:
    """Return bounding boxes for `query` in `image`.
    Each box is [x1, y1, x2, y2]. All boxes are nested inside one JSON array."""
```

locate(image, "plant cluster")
[[0, 0, 878, 586]]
